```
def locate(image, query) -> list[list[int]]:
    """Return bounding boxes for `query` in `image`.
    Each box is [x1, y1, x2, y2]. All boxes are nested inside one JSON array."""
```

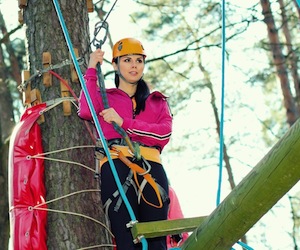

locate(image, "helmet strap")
[[117, 68, 138, 85]]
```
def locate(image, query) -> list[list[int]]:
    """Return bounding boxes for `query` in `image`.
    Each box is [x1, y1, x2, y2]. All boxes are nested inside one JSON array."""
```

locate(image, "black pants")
[[101, 158, 169, 250]]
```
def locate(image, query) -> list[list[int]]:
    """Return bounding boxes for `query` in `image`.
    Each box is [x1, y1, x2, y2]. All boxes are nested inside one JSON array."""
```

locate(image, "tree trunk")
[[260, 0, 299, 126], [22, 0, 112, 249], [278, 0, 300, 107]]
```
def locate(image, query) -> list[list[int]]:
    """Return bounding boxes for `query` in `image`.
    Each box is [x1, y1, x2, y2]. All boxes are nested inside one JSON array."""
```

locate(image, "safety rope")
[[30, 145, 96, 173], [51, 0, 148, 249], [28, 143, 115, 249], [49, 70, 97, 144], [92, 20, 141, 159], [49, 70, 78, 101], [216, 0, 226, 208], [13, 138, 115, 249], [33, 190, 111, 234], [218, 1, 253, 250], [33, 206, 115, 250], [18, 58, 84, 92], [26, 102, 113, 249]]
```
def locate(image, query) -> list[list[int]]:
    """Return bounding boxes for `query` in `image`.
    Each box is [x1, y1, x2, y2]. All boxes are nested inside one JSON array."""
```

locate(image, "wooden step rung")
[[131, 216, 207, 240]]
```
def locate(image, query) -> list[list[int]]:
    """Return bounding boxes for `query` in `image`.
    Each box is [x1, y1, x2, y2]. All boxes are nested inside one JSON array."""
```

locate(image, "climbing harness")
[[95, 139, 167, 212], [100, 144, 169, 213], [115, 149, 164, 208]]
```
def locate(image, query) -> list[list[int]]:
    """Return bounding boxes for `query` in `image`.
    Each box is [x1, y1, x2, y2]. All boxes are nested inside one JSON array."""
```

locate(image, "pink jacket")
[[78, 68, 172, 151]]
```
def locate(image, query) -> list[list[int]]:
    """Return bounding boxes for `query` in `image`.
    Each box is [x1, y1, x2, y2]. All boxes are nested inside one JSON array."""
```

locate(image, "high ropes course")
[[8, 0, 300, 250]]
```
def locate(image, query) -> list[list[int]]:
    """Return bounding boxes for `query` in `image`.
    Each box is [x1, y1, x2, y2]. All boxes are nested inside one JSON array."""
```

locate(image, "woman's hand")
[[88, 49, 105, 69], [100, 108, 124, 126]]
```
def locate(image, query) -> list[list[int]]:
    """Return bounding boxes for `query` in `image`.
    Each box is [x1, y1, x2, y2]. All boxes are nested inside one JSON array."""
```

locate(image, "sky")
[[1, 0, 300, 249]]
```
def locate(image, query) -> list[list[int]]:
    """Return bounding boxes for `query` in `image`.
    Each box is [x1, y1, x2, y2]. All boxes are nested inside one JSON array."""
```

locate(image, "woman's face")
[[114, 54, 145, 84]]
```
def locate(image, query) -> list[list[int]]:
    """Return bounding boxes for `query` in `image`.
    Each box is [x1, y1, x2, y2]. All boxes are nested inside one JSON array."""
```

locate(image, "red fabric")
[[167, 186, 189, 249], [9, 104, 48, 250]]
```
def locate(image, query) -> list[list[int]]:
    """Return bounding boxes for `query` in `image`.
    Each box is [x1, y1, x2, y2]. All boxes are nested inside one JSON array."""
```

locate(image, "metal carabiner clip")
[[92, 21, 109, 49], [138, 156, 152, 176]]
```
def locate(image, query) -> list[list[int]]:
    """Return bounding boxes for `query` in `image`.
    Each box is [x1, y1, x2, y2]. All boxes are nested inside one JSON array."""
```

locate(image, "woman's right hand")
[[88, 48, 105, 69]]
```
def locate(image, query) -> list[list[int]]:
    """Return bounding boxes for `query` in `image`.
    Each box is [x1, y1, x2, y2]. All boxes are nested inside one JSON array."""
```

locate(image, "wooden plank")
[[181, 118, 300, 250], [131, 216, 207, 239]]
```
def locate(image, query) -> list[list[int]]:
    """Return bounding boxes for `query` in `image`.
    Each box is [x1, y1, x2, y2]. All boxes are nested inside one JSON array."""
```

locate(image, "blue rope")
[[296, 0, 300, 8], [237, 241, 255, 250], [51, 1, 148, 249], [217, 2, 254, 250], [216, 0, 226, 207]]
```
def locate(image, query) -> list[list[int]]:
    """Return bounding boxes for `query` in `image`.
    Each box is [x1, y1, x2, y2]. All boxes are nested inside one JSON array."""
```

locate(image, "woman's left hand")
[[100, 108, 124, 126]]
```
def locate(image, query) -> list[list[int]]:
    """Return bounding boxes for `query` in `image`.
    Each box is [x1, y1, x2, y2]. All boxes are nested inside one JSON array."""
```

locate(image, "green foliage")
[[4, 38, 26, 120], [11, 38, 26, 70]]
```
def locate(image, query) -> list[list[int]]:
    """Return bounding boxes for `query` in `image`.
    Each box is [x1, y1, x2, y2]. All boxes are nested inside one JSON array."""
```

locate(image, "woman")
[[78, 38, 172, 250]]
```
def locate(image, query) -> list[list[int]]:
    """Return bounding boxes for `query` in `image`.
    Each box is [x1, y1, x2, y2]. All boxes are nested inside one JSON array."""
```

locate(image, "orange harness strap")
[[112, 146, 163, 209]]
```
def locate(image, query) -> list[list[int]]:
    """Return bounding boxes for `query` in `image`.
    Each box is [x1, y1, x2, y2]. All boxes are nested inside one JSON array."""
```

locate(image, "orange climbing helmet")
[[112, 38, 146, 62]]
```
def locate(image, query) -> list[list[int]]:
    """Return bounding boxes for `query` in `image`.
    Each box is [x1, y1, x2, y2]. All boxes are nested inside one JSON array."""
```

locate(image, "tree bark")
[[278, 0, 300, 107], [22, 0, 112, 249], [260, 0, 299, 126]]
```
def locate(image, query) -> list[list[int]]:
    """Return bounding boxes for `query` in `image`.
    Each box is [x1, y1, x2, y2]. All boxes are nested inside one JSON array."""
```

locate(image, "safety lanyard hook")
[[138, 156, 152, 176], [92, 21, 109, 49]]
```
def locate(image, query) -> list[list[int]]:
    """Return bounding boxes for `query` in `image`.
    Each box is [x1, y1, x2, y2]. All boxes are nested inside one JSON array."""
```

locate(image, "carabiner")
[[92, 21, 109, 49], [138, 156, 152, 176]]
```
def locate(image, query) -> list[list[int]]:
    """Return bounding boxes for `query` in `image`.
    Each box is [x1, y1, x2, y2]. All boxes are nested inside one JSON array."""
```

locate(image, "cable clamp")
[[126, 220, 138, 229], [133, 235, 145, 244]]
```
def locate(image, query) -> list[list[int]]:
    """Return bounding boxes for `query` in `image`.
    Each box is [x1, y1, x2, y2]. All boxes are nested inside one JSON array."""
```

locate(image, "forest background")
[[0, 0, 299, 249]]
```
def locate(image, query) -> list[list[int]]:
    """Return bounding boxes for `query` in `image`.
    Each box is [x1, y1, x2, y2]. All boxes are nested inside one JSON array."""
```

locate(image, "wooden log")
[[131, 216, 207, 241], [181, 119, 300, 250]]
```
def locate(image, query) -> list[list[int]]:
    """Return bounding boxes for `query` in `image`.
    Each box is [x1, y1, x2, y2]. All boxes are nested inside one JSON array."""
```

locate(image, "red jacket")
[[78, 68, 172, 151]]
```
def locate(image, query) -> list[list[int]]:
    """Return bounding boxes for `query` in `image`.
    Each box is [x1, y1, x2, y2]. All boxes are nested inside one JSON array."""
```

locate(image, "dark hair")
[[114, 73, 150, 115]]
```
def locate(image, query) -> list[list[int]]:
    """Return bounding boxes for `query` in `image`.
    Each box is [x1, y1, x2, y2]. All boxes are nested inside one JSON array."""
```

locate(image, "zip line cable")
[[51, 1, 148, 249]]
